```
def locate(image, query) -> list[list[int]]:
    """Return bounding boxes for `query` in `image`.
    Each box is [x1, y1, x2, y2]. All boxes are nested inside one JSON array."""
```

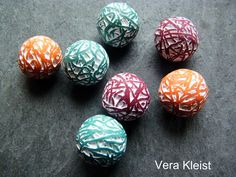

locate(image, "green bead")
[[63, 40, 109, 86], [97, 2, 139, 48], [76, 114, 127, 167]]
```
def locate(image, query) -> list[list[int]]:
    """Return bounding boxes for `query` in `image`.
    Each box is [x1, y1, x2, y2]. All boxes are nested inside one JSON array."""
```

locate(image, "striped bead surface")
[[158, 69, 208, 117], [155, 17, 199, 62], [76, 114, 127, 167], [18, 36, 62, 79], [97, 2, 139, 48], [102, 73, 151, 121], [63, 40, 109, 86]]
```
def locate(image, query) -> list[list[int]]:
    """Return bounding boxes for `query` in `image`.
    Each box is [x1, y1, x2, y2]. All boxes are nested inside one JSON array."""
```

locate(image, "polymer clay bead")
[[63, 40, 109, 86], [158, 69, 208, 117], [18, 36, 62, 79], [76, 114, 127, 167], [102, 73, 151, 121], [97, 2, 139, 47], [154, 17, 199, 62]]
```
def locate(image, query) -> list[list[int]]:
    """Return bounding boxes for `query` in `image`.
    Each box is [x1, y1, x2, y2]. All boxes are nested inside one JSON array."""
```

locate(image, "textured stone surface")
[[0, 0, 236, 177]]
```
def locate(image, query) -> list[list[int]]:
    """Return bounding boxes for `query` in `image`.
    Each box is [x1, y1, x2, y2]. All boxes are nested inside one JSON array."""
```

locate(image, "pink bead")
[[155, 17, 199, 62], [102, 73, 151, 121]]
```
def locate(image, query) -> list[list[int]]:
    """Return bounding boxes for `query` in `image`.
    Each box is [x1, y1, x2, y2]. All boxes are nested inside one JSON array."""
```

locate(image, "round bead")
[[76, 114, 127, 167], [154, 17, 199, 62], [158, 69, 208, 117], [97, 2, 139, 48], [63, 40, 109, 86], [102, 73, 151, 121], [18, 36, 62, 79]]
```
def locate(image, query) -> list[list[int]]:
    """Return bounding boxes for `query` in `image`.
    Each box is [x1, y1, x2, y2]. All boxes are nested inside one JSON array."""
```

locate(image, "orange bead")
[[158, 69, 208, 117], [18, 36, 62, 79]]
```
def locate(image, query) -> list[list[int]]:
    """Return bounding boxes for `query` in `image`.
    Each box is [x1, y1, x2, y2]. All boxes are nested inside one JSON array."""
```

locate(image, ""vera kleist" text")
[[154, 160, 212, 170]]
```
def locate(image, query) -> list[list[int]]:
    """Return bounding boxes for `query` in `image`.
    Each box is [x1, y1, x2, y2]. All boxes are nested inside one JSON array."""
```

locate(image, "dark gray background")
[[0, 0, 236, 176]]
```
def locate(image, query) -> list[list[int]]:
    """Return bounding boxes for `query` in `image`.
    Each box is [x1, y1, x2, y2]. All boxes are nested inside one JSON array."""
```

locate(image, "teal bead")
[[97, 2, 139, 48], [76, 114, 127, 167], [63, 40, 109, 86]]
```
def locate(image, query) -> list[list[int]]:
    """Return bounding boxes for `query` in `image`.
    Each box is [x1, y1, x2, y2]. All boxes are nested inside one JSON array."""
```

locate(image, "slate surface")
[[0, 0, 236, 177]]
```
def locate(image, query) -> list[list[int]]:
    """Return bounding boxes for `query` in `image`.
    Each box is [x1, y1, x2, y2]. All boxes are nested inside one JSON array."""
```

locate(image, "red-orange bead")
[[18, 36, 62, 79], [158, 69, 208, 117]]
